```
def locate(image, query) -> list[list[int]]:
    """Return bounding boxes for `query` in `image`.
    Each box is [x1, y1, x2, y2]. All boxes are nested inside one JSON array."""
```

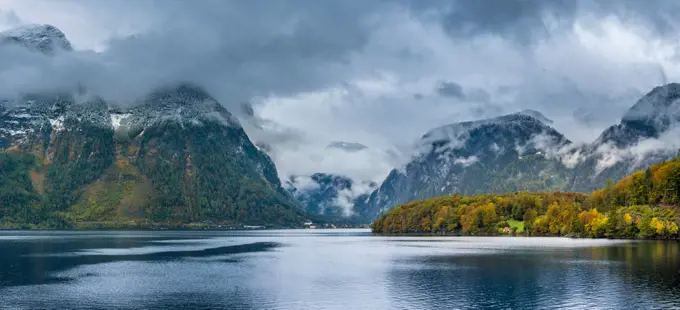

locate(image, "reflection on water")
[[0, 230, 678, 309]]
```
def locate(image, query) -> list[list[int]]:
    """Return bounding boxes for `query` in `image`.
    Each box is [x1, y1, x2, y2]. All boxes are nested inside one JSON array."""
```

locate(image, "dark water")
[[0, 230, 678, 309]]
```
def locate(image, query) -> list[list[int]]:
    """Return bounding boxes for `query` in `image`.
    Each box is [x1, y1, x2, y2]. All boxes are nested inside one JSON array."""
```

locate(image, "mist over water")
[[0, 230, 678, 309]]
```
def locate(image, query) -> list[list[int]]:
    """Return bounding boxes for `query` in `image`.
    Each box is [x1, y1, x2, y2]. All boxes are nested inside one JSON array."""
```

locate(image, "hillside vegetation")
[[372, 155, 680, 239]]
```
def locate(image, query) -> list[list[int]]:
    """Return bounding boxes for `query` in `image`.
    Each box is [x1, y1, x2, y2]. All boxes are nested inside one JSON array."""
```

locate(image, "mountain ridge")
[[361, 83, 680, 222], [0, 82, 306, 228]]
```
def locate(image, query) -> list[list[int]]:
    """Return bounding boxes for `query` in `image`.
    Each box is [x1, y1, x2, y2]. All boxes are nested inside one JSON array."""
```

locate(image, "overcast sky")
[[2, 0, 680, 183]]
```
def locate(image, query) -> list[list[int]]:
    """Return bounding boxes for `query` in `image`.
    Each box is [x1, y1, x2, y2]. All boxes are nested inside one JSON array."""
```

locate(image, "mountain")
[[569, 83, 680, 192], [0, 84, 306, 228], [362, 110, 572, 218], [0, 24, 73, 54], [285, 173, 376, 223], [0, 25, 305, 228], [364, 87, 680, 220]]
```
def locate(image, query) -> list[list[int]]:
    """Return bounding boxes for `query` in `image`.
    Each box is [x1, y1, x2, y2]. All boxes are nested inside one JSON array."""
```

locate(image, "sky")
[[2, 0, 680, 184]]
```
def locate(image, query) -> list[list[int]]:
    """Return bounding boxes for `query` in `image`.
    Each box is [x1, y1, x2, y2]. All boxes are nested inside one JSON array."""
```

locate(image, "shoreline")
[[371, 232, 679, 241]]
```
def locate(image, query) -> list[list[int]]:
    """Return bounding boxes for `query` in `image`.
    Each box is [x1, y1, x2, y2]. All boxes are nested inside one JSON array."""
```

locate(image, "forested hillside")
[[0, 86, 307, 229], [372, 155, 680, 239]]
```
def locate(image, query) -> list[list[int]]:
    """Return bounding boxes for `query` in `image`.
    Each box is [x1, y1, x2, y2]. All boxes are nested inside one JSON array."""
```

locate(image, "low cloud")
[[593, 127, 680, 174], [285, 175, 320, 192], [270, 143, 397, 184], [333, 181, 377, 217]]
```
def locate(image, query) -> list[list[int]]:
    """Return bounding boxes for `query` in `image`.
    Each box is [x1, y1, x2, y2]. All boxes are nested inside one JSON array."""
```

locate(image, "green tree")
[[523, 208, 538, 233]]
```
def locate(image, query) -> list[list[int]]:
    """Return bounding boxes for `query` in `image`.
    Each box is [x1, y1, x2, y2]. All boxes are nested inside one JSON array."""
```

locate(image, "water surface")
[[0, 230, 678, 309]]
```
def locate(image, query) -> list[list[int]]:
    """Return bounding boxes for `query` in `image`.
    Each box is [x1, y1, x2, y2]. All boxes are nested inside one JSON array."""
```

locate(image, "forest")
[[372, 155, 680, 239]]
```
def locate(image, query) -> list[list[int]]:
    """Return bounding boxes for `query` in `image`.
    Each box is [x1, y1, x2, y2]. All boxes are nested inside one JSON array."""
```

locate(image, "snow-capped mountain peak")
[[0, 24, 73, 54], [119, 83, 242, 132]]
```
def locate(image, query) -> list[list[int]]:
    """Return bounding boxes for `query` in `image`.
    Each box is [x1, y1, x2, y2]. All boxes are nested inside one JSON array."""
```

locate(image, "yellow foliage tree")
[[624, 213, 633, 226], [650, 217, 664, 235]]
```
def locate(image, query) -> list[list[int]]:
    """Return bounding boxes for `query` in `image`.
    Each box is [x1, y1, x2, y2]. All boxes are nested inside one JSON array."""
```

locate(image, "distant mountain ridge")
[[285, 172, 377, 223]]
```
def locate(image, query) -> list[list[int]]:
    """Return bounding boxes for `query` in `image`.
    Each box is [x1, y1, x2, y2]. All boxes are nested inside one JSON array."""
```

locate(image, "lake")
[[0, 230, 678, 309]]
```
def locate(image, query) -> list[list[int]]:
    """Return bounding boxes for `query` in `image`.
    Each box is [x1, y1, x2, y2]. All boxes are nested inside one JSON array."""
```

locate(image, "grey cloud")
[[1, 0, 385, 108], [466, 88, 491, 103], [327, 141, 368, 152], [432, 0, 579, 44], [409, 0, 680, 45], [589, 0, 680, 37], [470, 103, 505, 119], [436, 81, 465, 99]]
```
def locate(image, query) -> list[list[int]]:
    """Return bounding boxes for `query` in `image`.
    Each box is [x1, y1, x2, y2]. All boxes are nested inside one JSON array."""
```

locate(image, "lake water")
[[0, 230, 678, 309]]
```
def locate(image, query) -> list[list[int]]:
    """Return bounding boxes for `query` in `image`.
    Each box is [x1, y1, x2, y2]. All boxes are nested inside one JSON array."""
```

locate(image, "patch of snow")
[[454, 156, 478, 167], [490, 142, 502, 153], [110, 113, 131, 130], [49, 115, 64, 132], [0, 128, 27, 136]]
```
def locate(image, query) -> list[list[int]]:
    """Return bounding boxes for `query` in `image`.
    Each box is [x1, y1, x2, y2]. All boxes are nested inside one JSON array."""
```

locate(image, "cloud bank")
[[3, 0, 680, 184]]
